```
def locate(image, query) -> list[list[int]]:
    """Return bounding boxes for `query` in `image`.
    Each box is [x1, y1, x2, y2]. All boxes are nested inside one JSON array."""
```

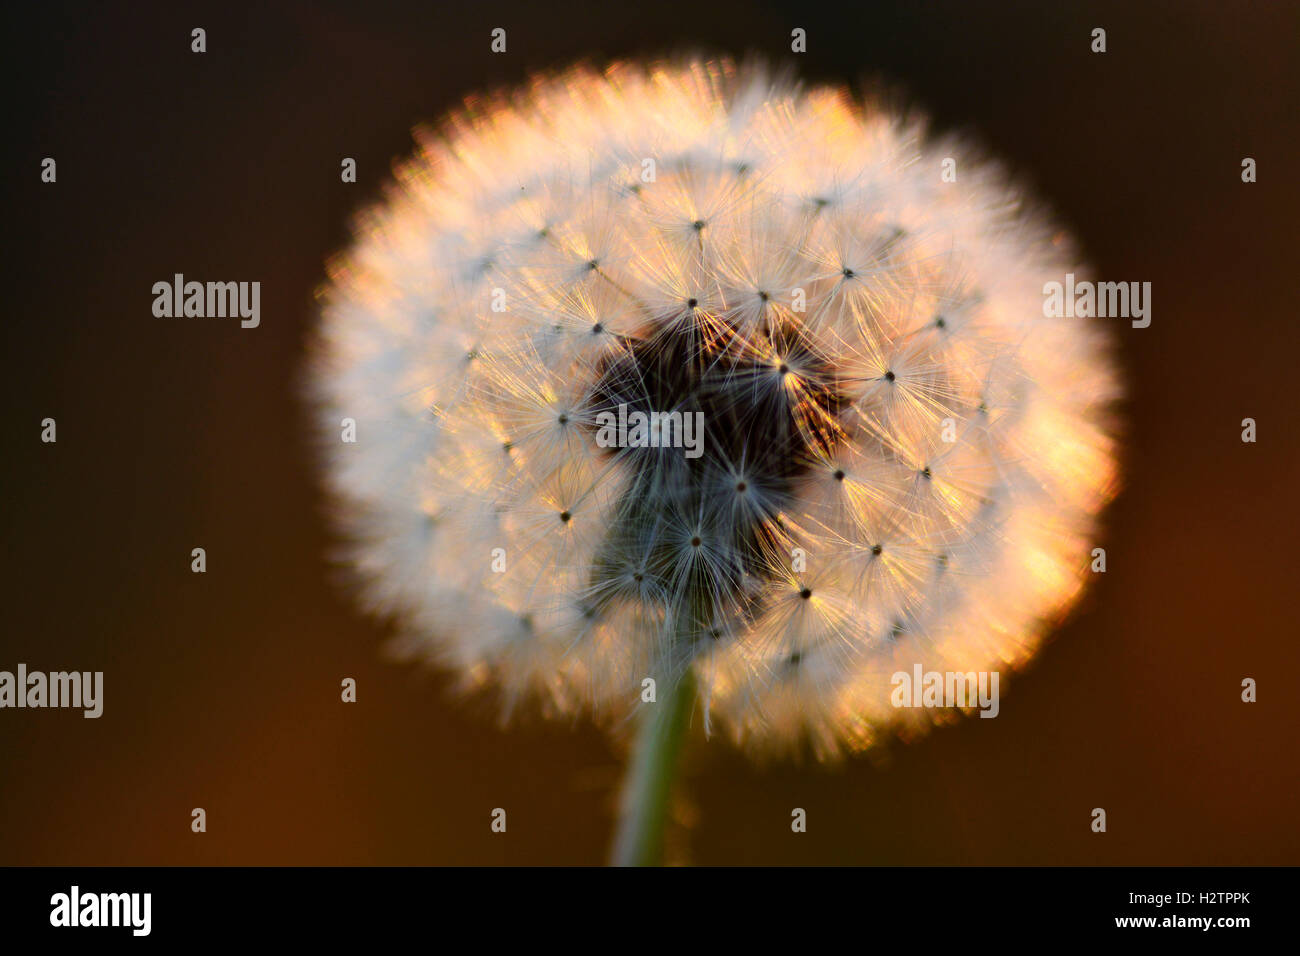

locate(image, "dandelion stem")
[[611, 667, 696, 866]]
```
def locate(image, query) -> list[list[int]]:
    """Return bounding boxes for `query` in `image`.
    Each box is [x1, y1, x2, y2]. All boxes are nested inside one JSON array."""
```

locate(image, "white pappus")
[[308, 58, 1120, 758]]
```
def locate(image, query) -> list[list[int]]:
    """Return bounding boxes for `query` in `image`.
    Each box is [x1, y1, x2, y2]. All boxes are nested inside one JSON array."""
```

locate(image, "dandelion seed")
[[309, 57, 1120, 853]]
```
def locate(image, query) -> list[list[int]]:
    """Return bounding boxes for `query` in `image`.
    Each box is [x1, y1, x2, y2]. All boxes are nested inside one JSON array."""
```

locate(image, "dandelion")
[[308, 58, 1119, 864]]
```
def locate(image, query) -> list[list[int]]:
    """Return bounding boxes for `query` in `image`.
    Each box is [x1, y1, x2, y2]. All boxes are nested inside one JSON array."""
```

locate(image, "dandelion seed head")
[[310, 58, 1120, 757]]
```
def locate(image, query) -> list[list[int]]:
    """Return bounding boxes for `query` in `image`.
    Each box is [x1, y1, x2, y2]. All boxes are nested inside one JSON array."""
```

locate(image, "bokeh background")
[[3, 0, 1298, 865]]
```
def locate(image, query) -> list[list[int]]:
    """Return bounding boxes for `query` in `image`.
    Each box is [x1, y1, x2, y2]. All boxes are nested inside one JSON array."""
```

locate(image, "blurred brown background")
[[3, 0, 1297, 865]]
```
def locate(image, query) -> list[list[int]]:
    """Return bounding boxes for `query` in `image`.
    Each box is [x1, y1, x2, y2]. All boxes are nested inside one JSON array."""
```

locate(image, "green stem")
[[610, 667, 697, 866]]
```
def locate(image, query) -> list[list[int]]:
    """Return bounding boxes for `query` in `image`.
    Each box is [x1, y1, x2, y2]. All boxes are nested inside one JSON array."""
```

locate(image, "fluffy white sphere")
[[309, 59, 1119, 757]]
